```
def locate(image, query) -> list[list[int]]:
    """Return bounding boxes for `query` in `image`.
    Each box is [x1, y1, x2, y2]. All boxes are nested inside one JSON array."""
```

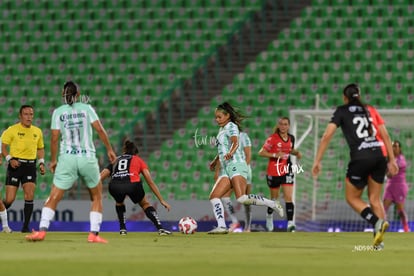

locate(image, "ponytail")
[[343, 83, 373, 136]]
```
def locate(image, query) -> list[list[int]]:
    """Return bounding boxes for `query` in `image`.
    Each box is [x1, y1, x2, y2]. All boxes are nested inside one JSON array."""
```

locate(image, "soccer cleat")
[[272, 200, 284, 217], [120, 229, 127, 235], [287, 221, 296, 232], [25, 230, 46, 241], [87, 232, 108, 244], [403, 225, 410, 232], [2, 226, 13, 233], [158, 229, 172, 236], [266, 213, 274, 232], [373, 219, 389, 247], [243, 227, 251, 233], [207, 227, 229, 234], [229, 222, 241, 232], [374, 242, 384, 251]]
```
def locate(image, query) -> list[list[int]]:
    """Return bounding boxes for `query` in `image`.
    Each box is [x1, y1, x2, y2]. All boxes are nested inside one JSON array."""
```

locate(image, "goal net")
[[290, 108, 414, 232]]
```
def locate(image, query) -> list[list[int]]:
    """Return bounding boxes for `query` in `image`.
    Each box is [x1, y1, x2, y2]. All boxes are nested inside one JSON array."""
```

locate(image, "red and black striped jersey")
[[106, 154, 148, 183]]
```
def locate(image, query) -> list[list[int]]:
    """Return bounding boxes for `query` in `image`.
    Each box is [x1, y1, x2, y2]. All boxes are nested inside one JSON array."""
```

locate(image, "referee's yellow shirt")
[[1, 123, 44, 160]]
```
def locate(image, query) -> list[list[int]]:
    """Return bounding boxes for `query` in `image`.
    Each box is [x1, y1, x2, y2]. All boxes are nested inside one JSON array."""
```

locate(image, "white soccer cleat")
[[2, 226, 13, 233], [273, 200, 284, 218], [208, 227, 229, 234], [287, 220, 296, 232]]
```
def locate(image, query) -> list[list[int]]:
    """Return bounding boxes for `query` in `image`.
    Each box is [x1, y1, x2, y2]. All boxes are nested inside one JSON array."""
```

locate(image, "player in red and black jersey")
[[258, 117, 302, 232], [312, 83, 398, 248], [100, 140, 171, 235]]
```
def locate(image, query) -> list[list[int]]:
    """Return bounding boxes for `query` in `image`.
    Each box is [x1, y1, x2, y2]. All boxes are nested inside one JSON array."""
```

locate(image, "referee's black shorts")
[[108, 180, 145, 204], [6, 159, 37, 187]]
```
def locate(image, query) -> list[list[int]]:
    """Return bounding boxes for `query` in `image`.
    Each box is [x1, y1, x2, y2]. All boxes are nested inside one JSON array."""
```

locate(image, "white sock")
[[90, 211, 103, 233], [0, 209, 9, 228], [237, 194, 275, 208], [221, 197, 238, 224], [210, 198, 227, 228], [39, 207, 55, 230]]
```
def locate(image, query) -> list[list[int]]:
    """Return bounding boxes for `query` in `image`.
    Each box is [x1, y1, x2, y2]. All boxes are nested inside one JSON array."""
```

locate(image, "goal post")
[[290, 108, 414, 232]]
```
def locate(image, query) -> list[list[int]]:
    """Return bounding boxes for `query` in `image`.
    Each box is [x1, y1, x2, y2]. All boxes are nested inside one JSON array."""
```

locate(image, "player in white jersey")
[[220, 131, 253, 232], [208, 102, 283, 234], [26, 81, 117, 243]]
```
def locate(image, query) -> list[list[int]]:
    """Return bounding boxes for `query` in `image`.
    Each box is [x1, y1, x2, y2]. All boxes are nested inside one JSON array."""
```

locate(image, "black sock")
[[23, 200, 34, 228], [144, 206, 163, 230], [360, 207, 379, 227], [285, 202, 294, 221], [115, 204, 126, 229], [4, 202, 11, 209]]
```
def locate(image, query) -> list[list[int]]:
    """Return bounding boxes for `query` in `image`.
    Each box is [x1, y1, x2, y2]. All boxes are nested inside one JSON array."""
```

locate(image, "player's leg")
[[80, 157, 108, 243], [221, 189, 240, 232], [4, 185, 18, 209], [86, 181, 108, 243], [394, 184, 409, 232], [0, 199, 12, 233], [25, 184, 66, 241], [382, 198, 393, 214], [264, 176, 282, 232], [395, 202, 410, 232], [367, 158, 389, 246], [208, 176, 232, 234], [244, 183, 252, 232], [138, 196, 171, 235], [21, 181, 36, 233], [282, 184, 295, 232], [108, 183, 127, 234], [115, 202, 127, 234], [367, 177, 389, 247], [231, 163, 283, 214]]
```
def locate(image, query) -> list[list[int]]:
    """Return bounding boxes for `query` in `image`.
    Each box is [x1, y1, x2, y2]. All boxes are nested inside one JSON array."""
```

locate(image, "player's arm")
[[312, 123, 337, 177], [290, 148, 302, 160], [91, 120, 117, 164], [258, 147, 284, 159], [244, 145, 251, 165], [1, 142, 10, 159], [142, 168, 171, 211], [377, 124, 398, 176], [225, 135, 239, 160], [209, 155, 219, 171], [100, 168, 111, 181], [37, 147, 45, 175], [49, 129, 60, 173]]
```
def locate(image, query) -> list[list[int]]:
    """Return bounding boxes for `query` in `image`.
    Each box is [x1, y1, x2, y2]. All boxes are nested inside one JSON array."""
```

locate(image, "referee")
[[1, 104, 45, 233]]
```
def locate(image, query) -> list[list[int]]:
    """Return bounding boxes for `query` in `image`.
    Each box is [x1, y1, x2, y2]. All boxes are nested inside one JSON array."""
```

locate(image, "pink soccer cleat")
[[87, 232, 108, 244], [25, 230, 46, 242]]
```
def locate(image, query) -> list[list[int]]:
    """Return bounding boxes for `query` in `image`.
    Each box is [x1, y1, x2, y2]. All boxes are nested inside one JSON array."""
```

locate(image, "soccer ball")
[[178, 216, 197, 234]]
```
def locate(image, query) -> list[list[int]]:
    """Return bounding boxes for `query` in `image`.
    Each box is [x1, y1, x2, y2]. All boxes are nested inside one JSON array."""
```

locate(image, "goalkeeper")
[[312, 83, 398, 248]]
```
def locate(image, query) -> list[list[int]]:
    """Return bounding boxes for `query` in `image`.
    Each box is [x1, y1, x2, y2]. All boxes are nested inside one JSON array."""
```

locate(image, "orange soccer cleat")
[[25, 230, 46, 242], [87, 232, 108, 244]]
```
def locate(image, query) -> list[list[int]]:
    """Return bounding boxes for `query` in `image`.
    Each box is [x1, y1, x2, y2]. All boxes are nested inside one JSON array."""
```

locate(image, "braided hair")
[[63, 81, 79, 105], [343, 83, 374, 136], [216, 102, 246, 131]]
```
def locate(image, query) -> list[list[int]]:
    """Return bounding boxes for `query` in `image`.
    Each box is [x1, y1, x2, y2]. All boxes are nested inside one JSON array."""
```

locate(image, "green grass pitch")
[[1, 231, 413, 275]]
